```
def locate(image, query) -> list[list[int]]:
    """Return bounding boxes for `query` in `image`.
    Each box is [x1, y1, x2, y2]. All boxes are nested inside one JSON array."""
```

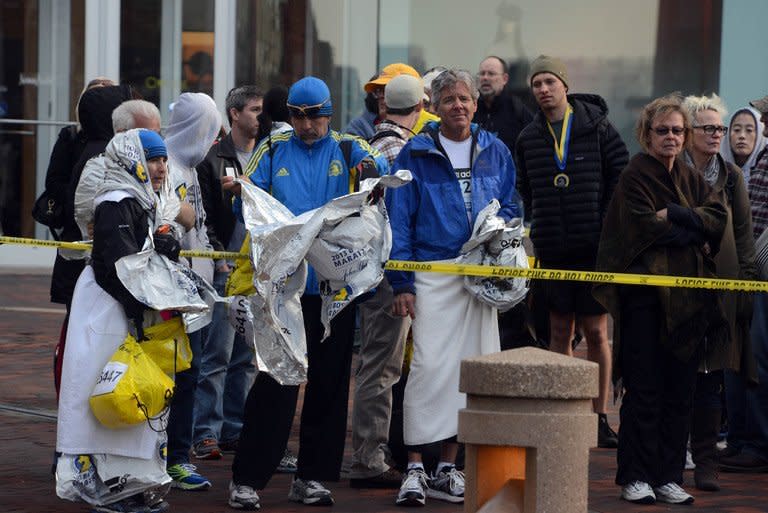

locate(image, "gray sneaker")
[[288, 477, 334, 506], [277, 449, 298, 473], [396, 468, 428, 507], [228, 481, 260, 510], [427, 465, 464, 504]]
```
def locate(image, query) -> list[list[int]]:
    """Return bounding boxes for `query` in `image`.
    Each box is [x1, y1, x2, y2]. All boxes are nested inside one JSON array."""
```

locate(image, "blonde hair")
[[636, 94, 692, 153], [682, 93, 728, 119]]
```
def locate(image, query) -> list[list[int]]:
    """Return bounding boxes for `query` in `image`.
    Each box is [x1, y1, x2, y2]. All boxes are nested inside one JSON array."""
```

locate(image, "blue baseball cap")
[[287, 76, 333, 118]]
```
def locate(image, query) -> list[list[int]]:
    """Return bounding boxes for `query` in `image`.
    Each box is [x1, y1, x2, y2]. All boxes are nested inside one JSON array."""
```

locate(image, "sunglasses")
[[651, 126, 685, 136], [287, 99, 329, 118], [693, 124, 728, 135]]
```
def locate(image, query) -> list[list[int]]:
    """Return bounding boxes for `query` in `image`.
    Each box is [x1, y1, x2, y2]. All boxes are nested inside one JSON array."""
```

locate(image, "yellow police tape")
[[0, 236, 246, 261], [2, 235, 767, 292]]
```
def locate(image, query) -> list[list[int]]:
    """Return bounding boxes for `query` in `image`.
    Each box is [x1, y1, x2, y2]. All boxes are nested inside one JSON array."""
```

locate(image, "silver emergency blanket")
[[457, 200, 529, 311], [115, 234, 222, 333], [235, 170, 412, 385], [70, 129, 183, 259]]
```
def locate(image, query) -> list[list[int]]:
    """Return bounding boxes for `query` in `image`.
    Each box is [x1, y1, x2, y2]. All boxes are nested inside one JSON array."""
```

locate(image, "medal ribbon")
[[546, 104, 573, 171]]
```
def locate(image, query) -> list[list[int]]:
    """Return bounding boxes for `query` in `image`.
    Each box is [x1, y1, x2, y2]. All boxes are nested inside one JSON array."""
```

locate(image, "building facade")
[[1, 0, 767, 240]]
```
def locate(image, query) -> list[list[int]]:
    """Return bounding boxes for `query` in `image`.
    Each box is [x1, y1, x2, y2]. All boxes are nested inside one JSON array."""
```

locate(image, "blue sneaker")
[[167, 463, 211, 490]]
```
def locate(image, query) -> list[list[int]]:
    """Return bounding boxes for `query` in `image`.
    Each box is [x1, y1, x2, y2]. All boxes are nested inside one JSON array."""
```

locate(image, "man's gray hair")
[[430, 69, 479, 108], [112, 100, 161, 132]]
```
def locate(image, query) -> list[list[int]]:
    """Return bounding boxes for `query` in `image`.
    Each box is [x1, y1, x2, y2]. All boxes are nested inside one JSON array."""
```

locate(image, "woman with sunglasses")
[[594, 94, 728, 506], [681, 94, 757, 492]]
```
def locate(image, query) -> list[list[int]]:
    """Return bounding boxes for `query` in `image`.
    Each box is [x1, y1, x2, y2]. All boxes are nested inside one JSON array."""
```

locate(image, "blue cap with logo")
[[138, 128, 167, 160], [287, 76, 333, 118]]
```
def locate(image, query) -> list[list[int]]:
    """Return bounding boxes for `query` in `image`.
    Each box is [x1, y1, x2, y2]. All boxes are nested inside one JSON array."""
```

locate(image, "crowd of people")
[[41, 54, 768, 513]]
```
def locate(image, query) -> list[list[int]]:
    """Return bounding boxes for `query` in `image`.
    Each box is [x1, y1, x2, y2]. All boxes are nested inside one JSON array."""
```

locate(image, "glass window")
[[378, 0, 723, 155], [234, 0, 377, 131]]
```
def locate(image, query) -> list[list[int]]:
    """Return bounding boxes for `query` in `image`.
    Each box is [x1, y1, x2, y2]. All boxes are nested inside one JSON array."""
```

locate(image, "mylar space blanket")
[[458, 199, 529, 312], [116, 235, 222, 334], [233, 170, 412, 385]]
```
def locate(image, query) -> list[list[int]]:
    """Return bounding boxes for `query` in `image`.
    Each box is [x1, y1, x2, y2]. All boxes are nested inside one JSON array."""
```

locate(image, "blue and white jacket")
[[240, 128, 389, 294], [385, 122, 519, 295]]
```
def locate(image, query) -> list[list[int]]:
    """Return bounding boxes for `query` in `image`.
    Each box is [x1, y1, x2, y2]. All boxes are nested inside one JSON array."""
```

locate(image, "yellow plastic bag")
[[89, 337, 175, 429], [226, 234, 256, 296], [139, 317, 192, 375]]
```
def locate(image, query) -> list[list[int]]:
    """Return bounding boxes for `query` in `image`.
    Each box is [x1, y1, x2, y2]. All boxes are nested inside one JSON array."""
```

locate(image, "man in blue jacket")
[[386, 69, 519, 507], [223, 76, 388, 510]]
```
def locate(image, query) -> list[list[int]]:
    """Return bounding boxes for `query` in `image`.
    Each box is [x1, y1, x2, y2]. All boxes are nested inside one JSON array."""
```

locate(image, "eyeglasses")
[[693, 124, 728, 135], [371, 88, 385, 99], [651, 126, 685, 136], [287, 99, 330, 118], [477, 71, 501, 78]]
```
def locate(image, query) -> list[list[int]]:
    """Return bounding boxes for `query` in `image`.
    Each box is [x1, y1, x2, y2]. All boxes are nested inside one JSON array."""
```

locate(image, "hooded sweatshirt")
[[720, 107, 767, 186], [165, 92, 222, 284]]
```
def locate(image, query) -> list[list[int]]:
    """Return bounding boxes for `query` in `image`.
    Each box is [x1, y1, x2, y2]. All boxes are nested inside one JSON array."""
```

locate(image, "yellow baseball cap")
[[364, 63, 420, 93]]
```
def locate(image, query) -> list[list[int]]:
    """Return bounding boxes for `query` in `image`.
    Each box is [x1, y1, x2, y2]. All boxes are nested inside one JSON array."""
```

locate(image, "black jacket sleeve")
[[196, 150, 226, 252], [654, 203, 706, 247], [91, 198, 150, 322]]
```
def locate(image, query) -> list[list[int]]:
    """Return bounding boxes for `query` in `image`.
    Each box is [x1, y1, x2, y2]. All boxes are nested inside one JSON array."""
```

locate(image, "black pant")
[[615, 287, 699, 487], [232, 295, 356, 488]]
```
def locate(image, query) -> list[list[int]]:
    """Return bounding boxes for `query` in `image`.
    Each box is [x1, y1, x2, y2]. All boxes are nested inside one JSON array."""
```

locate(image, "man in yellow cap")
[[346, 63, 438, 139]]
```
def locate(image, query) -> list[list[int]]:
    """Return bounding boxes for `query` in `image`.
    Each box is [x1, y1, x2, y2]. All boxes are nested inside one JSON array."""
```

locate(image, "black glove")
[[154, 232, 181, 261]]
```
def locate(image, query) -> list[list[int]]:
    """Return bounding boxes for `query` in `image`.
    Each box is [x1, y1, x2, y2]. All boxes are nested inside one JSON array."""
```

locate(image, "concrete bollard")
[[458, 347, 599, 513]]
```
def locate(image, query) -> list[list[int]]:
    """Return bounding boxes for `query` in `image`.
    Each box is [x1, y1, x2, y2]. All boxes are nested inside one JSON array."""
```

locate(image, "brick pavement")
[[1, 272, 766, 513]]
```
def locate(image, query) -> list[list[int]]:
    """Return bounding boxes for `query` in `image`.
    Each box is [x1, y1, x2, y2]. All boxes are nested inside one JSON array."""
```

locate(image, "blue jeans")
[[724, 292, 768, 458], [167, 327, 203, 466], [193, 269, 256, 445]]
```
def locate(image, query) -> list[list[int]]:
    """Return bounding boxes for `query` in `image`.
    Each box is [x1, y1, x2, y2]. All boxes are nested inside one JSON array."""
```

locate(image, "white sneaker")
[[288, 477, 334, 506], [228, 481, 260, 510], [426, 465, 464, 503], [396, 468, 428, 506], [621, 480, 655, 504], [654, 482, 694, 505]]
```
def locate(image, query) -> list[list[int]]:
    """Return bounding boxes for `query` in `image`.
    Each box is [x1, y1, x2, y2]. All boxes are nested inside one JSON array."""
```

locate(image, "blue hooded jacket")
[[385, 122, 519, 294]]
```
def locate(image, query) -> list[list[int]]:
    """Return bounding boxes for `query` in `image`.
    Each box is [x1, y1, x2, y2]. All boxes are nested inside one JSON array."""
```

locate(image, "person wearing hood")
[[680, 94, 757, 491], [49, 83, 134, 396], [56, 129, 179, 513], [163, 92, 222, 492], [720, 95, 768, 473], [515, 55, 628, 449], [720, 106, 767, 187]]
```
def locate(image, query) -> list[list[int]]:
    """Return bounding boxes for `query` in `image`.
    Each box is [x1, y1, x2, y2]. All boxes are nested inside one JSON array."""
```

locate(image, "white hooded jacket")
[[165, 92, 222, 284]]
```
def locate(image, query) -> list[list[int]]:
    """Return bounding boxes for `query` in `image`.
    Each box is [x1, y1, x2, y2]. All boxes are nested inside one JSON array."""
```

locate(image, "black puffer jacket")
[[473, 90, 533, 154], [515, 94, 628, 262]]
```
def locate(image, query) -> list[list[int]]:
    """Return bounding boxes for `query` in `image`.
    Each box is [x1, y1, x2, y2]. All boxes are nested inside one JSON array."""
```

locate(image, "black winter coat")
[[196, 133, 242, 252], [473, 91, 533, 155], [91, 197, 150, 325], [515, 94, 629, 262], [49, 85, 133, 305]]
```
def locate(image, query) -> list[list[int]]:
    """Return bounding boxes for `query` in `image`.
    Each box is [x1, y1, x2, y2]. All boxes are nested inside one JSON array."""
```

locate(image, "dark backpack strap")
[[368, 129, 404, 146]]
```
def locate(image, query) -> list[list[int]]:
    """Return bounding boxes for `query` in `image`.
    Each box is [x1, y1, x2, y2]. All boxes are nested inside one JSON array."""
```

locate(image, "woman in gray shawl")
[[681, 94, 757, 492]]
